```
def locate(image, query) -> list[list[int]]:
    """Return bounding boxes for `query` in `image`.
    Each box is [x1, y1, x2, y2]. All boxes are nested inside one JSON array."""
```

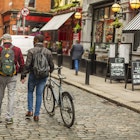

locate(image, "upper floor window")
[[25, 0, 35, 7], [29, 0, 35, 7]]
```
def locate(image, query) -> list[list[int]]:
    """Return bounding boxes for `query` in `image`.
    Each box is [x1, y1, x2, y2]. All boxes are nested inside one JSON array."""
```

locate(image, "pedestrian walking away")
[[0, 33, 25, 124], [70, 40, 84, 75], [21, 34, 54, 122]]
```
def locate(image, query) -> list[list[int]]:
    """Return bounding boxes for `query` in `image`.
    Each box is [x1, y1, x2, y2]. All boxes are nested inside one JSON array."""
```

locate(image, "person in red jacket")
[[0, 34, 25, 124]]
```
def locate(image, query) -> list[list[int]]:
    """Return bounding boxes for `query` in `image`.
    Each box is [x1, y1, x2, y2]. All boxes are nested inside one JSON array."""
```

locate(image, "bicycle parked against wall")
[[43, 66, 75, 128]]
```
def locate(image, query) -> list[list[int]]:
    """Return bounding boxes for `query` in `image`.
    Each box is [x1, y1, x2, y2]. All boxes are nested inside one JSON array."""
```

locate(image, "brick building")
[[0, 0, 52, 36]]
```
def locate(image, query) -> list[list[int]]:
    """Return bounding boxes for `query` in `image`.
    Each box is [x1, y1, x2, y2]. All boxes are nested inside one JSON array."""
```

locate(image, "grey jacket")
[[21, 42, 54, 79], [70, 43, 84, 60]]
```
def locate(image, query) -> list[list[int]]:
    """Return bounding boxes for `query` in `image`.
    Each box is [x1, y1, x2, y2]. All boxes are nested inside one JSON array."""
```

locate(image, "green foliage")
[[47, 42, 51, 49], [89, 46, 94, 54], [56, 41, 62, 49], [73, 23, 81, 33], [50, 3, 76, 13], [111, 18, 123, 28]]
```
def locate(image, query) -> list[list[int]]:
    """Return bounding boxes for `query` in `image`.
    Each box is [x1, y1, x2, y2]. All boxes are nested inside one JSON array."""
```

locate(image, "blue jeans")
[[27, 73, 47, 116], [74, 59, 79, 72]]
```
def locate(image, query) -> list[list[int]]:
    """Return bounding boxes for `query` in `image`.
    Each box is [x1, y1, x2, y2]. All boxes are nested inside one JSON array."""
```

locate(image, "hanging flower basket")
[[111, 18, 123, 28], [73, 23, 81, 33]]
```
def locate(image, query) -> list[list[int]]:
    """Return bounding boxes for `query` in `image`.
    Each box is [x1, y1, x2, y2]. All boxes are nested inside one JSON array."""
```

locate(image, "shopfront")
[[91, 2, 121, 76]]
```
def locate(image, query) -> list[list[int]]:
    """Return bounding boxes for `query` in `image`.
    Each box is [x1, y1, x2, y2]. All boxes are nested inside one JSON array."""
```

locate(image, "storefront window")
[[93, 6, 114, 43], [93, 6, 116, 63], [104, 7, 109, 19], [95, 21, 104, 43], [104, 19, 114, 43], [99, 8, 104, 20]]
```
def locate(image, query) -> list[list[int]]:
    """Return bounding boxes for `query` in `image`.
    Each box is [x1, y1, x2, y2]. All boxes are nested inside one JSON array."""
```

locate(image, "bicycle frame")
[[47, 73, 64, 105], [43, 67, 75, 128]]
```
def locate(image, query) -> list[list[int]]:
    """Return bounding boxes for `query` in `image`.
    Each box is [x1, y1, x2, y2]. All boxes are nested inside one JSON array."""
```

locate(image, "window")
[[28, 0, 35, 7], [93, 7, 114, 43]]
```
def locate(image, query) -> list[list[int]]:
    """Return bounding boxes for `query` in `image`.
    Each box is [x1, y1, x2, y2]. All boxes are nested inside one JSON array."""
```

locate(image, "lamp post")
[[73, 11, 82, 40]]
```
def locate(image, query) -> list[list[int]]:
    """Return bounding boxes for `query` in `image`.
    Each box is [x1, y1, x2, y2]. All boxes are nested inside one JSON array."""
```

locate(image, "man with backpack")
[[21, 34, 54, 122], [0, 33, 25, 124]]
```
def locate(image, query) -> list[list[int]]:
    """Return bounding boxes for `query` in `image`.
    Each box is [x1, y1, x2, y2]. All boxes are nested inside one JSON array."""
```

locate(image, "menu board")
[[131, 61, 140, 85], [110, 58, 125, 79]]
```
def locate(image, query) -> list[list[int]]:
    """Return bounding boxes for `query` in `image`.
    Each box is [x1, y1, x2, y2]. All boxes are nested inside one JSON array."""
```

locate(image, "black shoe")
[[34, 116, 39, 121], [25, 111, 33, 119]]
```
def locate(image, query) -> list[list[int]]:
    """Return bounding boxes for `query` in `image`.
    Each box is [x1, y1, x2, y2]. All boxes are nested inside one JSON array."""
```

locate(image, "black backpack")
[[0, 45, 16, 76], [33, 48, 50, 79]]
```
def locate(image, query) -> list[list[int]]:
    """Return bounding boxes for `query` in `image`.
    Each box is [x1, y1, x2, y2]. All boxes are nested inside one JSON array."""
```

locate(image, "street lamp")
[[111, 3, 126, 19], [130, 0, 140, 10], [111, 3, 121, 13]]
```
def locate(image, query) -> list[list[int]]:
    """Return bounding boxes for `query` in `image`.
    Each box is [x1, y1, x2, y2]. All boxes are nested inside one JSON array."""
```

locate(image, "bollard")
[[85, 59, 91, 85], [57, 54, 63, 74], [57, 54, 63, 67]]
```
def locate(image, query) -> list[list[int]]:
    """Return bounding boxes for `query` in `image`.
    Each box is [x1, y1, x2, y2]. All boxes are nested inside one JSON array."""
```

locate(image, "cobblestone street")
[[0, 74, 140, 140]]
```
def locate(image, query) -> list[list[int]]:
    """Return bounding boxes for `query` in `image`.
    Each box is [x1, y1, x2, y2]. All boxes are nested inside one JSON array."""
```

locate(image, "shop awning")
[[123, 12, 140, 33], [40, 12, 74, 31]]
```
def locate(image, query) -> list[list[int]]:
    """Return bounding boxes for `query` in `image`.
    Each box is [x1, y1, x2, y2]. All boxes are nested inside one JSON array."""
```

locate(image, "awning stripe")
[[123, 12, 140, 33], [40, 12, 74, 31]]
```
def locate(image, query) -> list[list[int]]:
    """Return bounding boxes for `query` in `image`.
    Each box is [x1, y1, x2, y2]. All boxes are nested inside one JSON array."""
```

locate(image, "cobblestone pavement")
[[0, 74, 140, 140]]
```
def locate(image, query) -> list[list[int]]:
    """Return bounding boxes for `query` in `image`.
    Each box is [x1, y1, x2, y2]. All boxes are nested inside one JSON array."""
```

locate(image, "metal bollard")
[[57, 54, 63, 67], [85, 59, 91, 85]]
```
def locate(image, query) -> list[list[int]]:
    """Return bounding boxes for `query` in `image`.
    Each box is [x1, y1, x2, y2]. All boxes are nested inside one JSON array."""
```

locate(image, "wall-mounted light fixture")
[[74, 12, 82, 33], [111, 3, 126, 20], [74, 12, 82, 19], [129, 0, 140, 10]]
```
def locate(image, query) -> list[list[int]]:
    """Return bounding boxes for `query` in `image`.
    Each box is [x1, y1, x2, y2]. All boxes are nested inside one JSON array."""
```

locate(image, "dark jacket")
[[70, 43, 84, 60], [21, 42, 54, 79], [0, 42, 25, 74]]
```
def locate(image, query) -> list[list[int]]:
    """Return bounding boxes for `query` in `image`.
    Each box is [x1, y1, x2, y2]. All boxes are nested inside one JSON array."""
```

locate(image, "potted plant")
[[88, 46, 96, 60], [111, 18, 123, 28]]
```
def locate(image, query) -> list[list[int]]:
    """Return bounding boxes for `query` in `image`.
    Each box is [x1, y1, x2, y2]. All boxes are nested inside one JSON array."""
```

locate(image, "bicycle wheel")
[[43, 85, 55, 116], [60, 92, 75, 128]]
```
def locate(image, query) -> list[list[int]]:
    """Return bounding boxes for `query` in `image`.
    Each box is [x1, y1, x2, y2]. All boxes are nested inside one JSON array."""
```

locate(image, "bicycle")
[[43, 66, 75, 128]]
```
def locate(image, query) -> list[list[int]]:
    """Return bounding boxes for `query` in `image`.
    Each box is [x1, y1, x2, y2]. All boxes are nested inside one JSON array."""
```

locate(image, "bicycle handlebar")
[[50, 66, 66, 80]]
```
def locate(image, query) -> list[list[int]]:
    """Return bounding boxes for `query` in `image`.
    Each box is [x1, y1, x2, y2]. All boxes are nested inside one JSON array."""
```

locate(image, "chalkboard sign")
[[110, 58, 125, 79], [131, 61, 140, 85]]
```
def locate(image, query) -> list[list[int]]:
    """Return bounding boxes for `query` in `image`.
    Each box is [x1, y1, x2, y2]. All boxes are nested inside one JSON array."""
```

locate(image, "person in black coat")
[[70, 40, 84, 75]]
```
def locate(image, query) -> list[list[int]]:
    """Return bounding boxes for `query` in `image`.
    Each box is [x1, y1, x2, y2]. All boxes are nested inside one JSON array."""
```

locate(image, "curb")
[[52, 74, 140, 114]]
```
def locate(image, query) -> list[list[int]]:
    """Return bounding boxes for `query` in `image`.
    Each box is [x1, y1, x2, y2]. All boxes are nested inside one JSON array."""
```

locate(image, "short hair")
[[34, 34, 44, 43]]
